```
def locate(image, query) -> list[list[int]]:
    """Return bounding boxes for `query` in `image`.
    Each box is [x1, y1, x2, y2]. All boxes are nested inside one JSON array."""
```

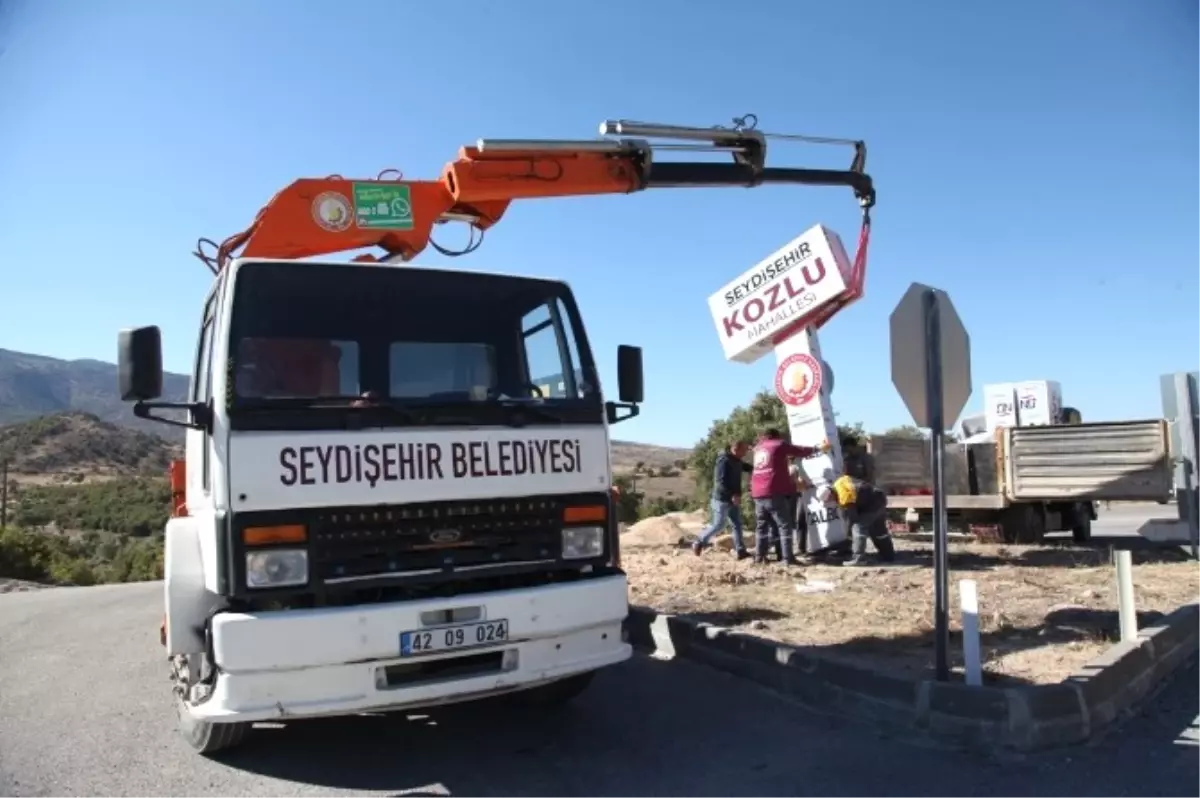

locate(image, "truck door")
[[186, 289, 219, 511]]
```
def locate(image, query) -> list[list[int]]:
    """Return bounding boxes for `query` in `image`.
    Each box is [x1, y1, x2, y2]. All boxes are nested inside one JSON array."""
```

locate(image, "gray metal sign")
[[889, 283, 972, 429]]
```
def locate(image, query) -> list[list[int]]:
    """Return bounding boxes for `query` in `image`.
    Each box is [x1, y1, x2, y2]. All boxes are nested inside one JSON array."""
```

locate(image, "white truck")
[[116, 117, 877, 753], [120, 260, 643, 753]]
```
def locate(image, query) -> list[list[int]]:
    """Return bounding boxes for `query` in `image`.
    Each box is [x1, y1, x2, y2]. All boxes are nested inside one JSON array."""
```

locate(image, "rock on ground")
[[0, 578, 52, 594]]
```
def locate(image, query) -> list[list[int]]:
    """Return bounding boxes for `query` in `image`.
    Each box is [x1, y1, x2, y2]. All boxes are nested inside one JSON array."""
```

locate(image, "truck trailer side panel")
[[1004, 420, 1173, 502]]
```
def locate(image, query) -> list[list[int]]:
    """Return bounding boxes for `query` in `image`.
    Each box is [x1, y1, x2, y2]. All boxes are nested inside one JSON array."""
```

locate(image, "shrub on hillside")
[[13, 477, 170, 537], [0, 526, 163, 586], [640, 495, 692, 519], [611, 474, 699, 523], [0, 412, 178, 474]]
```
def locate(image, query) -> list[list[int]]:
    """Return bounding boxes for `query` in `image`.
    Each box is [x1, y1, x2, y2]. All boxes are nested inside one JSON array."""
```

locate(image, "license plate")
[[400, 619, 509, 656]]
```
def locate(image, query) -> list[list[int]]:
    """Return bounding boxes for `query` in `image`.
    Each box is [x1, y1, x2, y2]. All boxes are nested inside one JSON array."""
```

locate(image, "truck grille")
[[311, 497, 568, 583]]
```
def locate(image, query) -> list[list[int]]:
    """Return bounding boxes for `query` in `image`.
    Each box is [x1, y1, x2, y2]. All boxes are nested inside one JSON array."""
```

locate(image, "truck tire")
[[1000, 503, 1045, 545], [512, 671, 595, 707], [172, 654, 248, 755], [177, 697, 248, 755], [1072, 513, 1093, 544]]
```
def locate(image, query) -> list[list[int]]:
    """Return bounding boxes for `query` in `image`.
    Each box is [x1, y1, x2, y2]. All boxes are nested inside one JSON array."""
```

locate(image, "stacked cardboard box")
[[983, 380, 1064, 431], [1013, 380, 1063, 427], [983, 383, 1018, 433]]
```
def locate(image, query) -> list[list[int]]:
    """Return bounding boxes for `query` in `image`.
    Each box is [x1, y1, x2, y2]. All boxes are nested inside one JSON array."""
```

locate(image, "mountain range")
[[0, 348, 188, 435]]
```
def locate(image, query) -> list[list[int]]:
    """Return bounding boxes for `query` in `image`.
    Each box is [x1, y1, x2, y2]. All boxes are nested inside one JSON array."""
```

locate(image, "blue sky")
[[0, 0, 1195, 448]]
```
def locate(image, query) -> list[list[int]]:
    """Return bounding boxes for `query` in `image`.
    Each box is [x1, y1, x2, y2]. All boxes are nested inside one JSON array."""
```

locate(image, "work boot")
[[691, 541, 705, 556], [783, 555, 803, 568], [735, 548, 752, 561]]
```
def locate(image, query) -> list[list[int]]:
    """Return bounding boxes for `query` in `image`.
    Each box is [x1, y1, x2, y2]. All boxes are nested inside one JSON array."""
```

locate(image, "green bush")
[[612, 474, 643, 523], [640, 495, 692, 519], [612, 474, 700, 523], [0, 525, 163, 586], [12, 478, 170, 537], [0, 475, 169, 586]]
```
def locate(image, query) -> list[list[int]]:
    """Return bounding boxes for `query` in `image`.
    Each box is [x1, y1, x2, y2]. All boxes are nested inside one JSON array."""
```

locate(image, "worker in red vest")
[[750, 429, 828, 566]]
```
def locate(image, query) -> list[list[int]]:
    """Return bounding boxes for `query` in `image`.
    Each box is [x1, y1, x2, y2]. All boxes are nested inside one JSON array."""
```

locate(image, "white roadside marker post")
[[1115, 549, 1138, 642], [959, 578, 982, 686]]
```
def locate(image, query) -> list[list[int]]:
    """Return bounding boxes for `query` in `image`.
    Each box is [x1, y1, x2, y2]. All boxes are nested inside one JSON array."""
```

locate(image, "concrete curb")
[[623, 602, 1199, 752]]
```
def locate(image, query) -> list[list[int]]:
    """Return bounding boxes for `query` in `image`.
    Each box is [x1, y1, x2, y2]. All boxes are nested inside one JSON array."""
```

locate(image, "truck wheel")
[[1000, 504, 1044, 545], [172, 654, 248, 755], [1072, 514, 1093, 544], [177, 701, 248, 755], [512, 671, 595, 707]]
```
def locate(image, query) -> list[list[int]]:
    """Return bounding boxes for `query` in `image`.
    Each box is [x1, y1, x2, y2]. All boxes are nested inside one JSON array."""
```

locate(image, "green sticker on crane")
[[353, 183, 414, 231]]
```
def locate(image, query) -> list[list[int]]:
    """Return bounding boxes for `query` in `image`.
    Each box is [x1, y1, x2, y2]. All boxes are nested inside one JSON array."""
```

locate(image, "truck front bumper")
[[193, 575, 630, 723]]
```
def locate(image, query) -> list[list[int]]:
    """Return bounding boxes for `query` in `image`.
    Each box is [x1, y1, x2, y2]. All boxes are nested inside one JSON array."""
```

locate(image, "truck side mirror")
[[118, 326, 164, 401], [616, 345, 643, 404]]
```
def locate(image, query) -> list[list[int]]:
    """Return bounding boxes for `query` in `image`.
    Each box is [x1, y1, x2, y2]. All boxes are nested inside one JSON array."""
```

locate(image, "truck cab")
[[118, 257, 644, 754]]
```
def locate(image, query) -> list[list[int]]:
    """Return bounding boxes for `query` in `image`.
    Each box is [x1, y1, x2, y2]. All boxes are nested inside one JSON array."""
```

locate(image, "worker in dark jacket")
[[825, 474, 897, 566], [693, 439, 754, 558], [750, 429, 827, 566]]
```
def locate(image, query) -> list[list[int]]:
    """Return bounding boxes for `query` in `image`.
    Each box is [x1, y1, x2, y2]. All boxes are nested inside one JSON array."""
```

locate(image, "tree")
[[688, 390, 868, 509], [882, 424, 961, 442], [882, 425, 925, 440], [611, 474, 643, 523]]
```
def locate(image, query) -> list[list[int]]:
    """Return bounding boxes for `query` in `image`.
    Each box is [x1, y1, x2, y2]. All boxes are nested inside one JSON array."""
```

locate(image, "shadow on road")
[[1081, 653, 1200, 794], [205, 650, 1200, 798], [216, 697, 585, 795]]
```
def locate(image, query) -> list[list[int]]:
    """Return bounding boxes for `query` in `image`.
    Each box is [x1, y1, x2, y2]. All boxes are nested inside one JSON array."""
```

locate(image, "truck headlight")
[[562, 526, 604, 560], [246, 549, 308, 588]]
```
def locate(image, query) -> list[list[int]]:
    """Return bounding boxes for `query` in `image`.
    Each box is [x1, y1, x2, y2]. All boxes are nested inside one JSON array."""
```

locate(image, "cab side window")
[[520, 299, 583, 399]]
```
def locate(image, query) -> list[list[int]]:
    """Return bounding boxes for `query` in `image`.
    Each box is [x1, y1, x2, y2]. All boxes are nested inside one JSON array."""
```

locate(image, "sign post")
[[774, 328, 846, 552], [706, 222, 860, 552], [889, 283, 972, 681]]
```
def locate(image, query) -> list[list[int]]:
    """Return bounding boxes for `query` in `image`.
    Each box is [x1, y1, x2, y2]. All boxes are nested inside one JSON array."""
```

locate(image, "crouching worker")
[[751, 429, 828, 567], [826, 474, 897, 566]]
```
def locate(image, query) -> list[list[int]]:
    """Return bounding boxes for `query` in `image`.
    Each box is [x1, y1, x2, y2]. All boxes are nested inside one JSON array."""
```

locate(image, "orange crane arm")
[[197, 116, 875, 273]]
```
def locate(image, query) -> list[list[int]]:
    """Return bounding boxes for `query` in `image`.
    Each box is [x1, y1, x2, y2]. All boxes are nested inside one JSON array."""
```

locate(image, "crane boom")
[[196, 115, 875, 273]]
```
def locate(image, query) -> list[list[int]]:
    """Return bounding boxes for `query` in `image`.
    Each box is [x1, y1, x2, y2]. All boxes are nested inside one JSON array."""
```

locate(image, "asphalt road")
[[1, 582, 1196, 797], [1041, 500, 1193, 547], [1093, 501, 1184, 537]]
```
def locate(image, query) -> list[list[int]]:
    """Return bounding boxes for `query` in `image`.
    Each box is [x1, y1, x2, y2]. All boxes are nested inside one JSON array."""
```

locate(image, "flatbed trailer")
[[885, 494, 1094, 543], [859, 420, 1174, 544]]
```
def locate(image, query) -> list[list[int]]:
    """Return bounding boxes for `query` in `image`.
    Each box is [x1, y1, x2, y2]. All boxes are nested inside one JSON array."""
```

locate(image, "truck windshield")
[[226, 261, 601, 420]]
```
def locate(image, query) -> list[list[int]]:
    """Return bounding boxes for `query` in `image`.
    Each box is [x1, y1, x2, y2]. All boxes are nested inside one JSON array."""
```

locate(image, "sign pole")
[[889, 280, 972, 682], [922, 289, 950, 682]]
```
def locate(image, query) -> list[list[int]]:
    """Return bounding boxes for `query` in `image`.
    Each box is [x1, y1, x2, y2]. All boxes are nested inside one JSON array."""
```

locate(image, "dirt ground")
[[621, 514, 1199, 685]]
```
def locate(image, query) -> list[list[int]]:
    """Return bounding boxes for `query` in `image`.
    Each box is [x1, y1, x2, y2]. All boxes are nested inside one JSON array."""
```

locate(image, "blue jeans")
[[696, 499, 746, 551]]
